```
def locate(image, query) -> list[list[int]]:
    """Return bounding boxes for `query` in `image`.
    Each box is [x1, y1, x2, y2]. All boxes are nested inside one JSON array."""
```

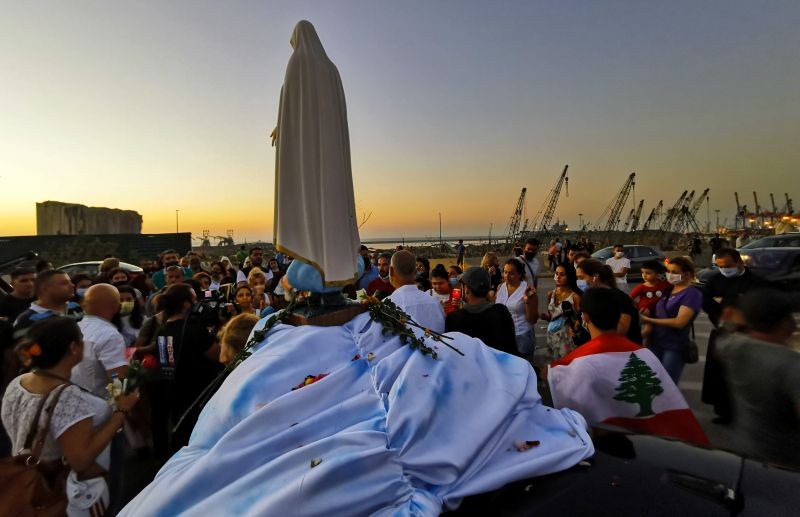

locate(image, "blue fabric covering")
[[121, 313, 594, 516]]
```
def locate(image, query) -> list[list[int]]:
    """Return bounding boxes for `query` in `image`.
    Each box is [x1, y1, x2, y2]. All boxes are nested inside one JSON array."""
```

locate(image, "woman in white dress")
[[2, 317, 139, 516], [495, 258, 538, 358]]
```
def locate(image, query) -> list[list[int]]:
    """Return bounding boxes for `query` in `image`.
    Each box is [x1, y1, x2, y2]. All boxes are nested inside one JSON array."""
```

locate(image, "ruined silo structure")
[[36, 201, 142, 235]]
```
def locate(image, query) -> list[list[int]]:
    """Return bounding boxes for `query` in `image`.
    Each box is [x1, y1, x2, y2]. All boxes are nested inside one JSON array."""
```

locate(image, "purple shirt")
[[652, 286, 702, 351]]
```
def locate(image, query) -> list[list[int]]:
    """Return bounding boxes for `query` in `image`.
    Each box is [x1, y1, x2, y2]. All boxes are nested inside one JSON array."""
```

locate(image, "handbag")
[[683, 322, 699, 364], [0, 383, 70, 516], [547, 316, 567, 334]]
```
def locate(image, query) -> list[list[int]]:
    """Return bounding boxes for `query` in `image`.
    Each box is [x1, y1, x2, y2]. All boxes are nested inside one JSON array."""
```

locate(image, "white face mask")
[[614, 251, 624, 259], [576, 279, 589, 290], [666, 272, 683, 285], [719, 266, 742, 278]]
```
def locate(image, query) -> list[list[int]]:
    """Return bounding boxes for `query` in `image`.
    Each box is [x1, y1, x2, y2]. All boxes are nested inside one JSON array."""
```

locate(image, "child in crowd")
[[427, 265, 459, 315], [629, 260, 671, 345]]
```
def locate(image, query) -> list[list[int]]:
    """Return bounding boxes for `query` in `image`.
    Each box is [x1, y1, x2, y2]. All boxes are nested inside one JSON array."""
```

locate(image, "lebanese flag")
[[548, 334, 708, 445]]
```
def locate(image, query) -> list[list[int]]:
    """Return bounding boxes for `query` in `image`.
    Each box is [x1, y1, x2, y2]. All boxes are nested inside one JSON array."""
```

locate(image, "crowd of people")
[[0, 236, 798, 514]]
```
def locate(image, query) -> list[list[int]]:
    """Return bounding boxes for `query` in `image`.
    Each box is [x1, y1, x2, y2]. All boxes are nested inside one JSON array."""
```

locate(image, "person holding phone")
[[495, 259, 538, 358]]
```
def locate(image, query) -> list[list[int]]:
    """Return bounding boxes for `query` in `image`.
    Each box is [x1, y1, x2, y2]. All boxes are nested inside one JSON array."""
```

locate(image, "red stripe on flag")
[[550, 334, 643, 367], [602, 408, 709, 445]]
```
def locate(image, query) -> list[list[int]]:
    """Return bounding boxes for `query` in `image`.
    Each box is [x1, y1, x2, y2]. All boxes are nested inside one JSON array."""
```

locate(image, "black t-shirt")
[[0, 295, 33, 323], [445, 303, 517, 356], [607, 288, 643, 345], [157, 317, 221, 414]]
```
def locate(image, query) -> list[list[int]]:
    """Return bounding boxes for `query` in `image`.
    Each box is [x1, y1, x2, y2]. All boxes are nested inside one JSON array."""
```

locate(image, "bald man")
[[73, 284, 129, 397], [387, 250, 445, 333]]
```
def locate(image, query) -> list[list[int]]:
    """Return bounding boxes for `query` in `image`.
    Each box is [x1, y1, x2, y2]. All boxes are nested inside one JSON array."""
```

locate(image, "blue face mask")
[[76, 287, 88, 298], [576, 279, 589, 290], [719, 267, 742, 278], [449, 278, 458, 287]]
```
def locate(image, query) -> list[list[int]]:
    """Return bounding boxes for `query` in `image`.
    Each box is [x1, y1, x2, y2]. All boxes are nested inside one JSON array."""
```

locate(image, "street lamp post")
[[578, 213, 583, 230], [176, 210, 180, 234]]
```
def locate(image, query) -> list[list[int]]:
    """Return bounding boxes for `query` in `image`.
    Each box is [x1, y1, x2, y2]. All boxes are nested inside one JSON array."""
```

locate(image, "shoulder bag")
[[0, 383, 70, 516]]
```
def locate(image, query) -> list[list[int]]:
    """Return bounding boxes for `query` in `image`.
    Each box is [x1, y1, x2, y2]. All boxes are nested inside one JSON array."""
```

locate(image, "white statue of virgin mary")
[[273, 20, 361, 288]]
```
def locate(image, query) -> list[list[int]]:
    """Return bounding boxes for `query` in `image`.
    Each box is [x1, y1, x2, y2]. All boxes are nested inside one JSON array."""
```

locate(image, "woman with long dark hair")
[[115, 285, 144, 347], [539, 264, 582, 362], [495, 259, 538, 358]]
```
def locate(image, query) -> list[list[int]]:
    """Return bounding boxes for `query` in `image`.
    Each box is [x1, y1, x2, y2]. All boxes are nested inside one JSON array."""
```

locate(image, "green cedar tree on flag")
[[613, 352, 664, 416]]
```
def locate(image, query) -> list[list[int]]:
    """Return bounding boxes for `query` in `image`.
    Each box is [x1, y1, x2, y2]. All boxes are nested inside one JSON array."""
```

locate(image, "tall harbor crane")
[[596, 172, 636, 232], [622, 208, 636, 232], [753, 192, 762, 226], [505, 188, 527, 244], [641, 200, 663, 231], [629, 199, 645, 232], [660, 191, 688, 232], [529, 165, 569, 234], [674, 188, 709, 234], [785, 193, 794, 214]]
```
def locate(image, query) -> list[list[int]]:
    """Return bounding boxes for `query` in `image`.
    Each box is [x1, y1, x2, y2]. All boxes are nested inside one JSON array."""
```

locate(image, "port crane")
[[505, 188, 527, 244], [595, 172, 636, 232], [674, 188, 709, 234], [529, 165, 569, 235], [660, 191, 688, 233], [628, 199, 645, 232], [641, 200, 663, 231]]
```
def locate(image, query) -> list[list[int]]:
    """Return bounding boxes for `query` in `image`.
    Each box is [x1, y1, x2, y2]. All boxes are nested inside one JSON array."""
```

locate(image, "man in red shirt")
[[366, 252, 395, 299]]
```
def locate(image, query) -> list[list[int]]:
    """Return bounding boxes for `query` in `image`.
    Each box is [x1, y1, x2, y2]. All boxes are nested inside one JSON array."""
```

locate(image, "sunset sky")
[[2, 1, 798, 241]]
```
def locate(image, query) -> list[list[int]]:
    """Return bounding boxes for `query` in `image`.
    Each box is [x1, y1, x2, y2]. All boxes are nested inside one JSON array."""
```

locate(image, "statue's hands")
[[270, 127, 278, 147]]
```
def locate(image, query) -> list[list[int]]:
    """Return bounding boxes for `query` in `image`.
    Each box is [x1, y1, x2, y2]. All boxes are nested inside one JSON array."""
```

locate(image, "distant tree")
[[613, 353, 664, 417]]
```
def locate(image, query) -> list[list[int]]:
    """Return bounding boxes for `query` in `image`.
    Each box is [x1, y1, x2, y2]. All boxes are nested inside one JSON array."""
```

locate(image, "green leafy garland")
[[367, 298, 463, 359]]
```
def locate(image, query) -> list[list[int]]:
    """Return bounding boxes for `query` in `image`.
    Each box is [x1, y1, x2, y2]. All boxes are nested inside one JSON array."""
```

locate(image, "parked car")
[[591, 245, 666, 282], [740, 233, 800, 250], [57, 260, 144, 278], [454, 426, 800, 516], [702, 233, 800, 289]]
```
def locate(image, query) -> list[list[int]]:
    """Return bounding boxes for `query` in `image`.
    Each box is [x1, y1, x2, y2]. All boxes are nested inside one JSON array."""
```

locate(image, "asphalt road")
[[530, 276, 738, 451]]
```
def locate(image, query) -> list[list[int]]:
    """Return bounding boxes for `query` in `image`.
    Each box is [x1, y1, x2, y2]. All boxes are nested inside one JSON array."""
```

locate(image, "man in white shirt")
[[73, 284, 129, 397], [605, 244, 631, 292], [518, 237, 541, 288], [387, 250, 445, 333], [236, 247, 274, 285]]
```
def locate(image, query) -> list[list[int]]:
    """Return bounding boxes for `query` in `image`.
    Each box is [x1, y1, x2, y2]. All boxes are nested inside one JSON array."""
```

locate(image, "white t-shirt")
[[517, 256, 540, 286], [605, 256, 631, 285], [2, 377, 111, 468], [388, 284, 446, 333], [73, 315, 128, 398], [427, 289, 451, 304], [495, 281, 531, 335], [236, 268, 274, 284]]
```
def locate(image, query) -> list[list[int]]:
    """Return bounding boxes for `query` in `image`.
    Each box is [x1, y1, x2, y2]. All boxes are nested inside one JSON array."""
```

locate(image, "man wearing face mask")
[[518, 238, 541, 289], [366, 253, 395, 299], [605, 244, 631, 292], [357, 245, 379, 290], [701, 247, 768, 423]]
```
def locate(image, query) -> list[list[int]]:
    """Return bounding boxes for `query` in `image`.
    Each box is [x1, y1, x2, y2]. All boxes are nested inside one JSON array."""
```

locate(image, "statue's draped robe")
[[121, 314, 594, 516]]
